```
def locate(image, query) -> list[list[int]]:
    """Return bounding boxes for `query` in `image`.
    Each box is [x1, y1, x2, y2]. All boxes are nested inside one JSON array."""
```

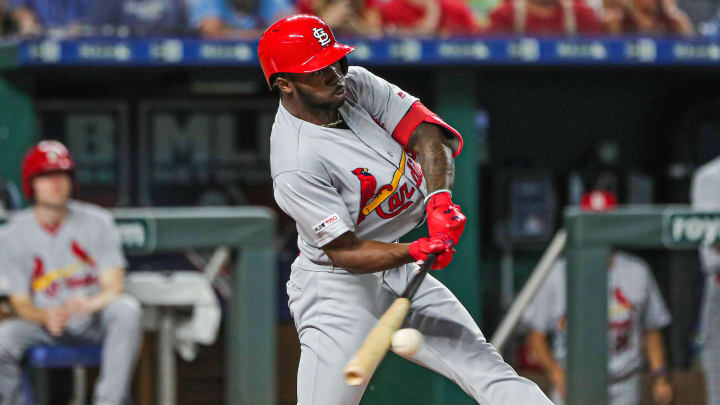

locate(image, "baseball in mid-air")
[[391, 328, 423, 356]]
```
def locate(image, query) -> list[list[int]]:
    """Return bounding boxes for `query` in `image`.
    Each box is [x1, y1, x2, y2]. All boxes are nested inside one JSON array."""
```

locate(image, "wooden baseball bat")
[[344, 254, 437, 386]]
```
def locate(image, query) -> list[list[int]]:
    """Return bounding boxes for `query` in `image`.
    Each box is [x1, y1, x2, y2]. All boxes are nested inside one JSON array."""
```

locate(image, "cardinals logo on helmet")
[[312, 27, 331, 47]]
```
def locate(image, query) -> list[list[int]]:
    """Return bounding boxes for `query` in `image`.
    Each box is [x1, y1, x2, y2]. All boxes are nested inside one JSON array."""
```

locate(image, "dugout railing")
[[564, 206, 717, 405], [0, 207, 277, 405]]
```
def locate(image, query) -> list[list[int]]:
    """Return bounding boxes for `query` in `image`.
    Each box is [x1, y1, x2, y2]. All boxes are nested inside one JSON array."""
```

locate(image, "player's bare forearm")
[[528, 330, 566, 396], [67, 267, 126, 315], [88, 267, 125, 311], [527, 330, 563, 374], [645, 328, 673, 404], [406, 123, 457, 193], [644, 329, 668, 372], [323, 232, 413, 273], [9, 293, 49, 325]]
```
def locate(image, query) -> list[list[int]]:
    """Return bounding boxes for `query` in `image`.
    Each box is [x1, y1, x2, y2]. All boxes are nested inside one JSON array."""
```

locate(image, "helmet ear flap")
[[339, 56, 349, 75]]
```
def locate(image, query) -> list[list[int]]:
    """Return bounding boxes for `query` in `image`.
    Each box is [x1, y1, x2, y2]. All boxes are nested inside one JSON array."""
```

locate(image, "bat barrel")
[[343, 298, 411, 386], [343, 255, 438, 386]]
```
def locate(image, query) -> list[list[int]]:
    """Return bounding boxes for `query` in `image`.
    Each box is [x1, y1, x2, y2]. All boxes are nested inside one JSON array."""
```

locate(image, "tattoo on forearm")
[[409, 124, 455, 192]]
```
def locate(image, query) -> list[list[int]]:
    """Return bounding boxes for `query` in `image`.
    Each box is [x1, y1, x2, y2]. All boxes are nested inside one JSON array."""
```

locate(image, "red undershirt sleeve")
[[392, 101, 464, 158]]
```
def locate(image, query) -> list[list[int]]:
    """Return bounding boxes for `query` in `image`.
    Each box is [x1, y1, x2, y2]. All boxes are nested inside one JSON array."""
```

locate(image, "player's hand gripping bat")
[[343, 254, 437, 386]]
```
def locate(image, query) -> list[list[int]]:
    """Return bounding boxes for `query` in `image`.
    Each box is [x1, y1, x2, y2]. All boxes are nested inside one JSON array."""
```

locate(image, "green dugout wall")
[[0, 78, 36, 188], [361, 71, 483, 405], [564, 206, 718, 405], [0, 58, 484, 404], [0, 207, 278, 405]]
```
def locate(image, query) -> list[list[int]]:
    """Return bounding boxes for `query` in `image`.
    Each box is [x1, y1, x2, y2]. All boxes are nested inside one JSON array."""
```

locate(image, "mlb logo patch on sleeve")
[[314, 214, 340, 234]]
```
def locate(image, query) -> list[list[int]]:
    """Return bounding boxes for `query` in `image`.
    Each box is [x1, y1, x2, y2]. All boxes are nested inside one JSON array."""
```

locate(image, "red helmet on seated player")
[[21, 140, 75, 199], [257, 14, 355, 88], [580, 190, 618, 212]]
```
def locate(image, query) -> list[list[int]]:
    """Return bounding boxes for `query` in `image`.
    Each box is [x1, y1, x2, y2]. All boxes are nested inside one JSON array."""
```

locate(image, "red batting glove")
[[426, 192, 466, 246], [409, 236, 455, 270]]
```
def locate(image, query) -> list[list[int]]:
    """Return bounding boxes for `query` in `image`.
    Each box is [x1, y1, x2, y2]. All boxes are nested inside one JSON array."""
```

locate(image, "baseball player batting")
[[258, 14, 553, 405], [0, 141, 142, 405], [692, 155, 720, 405]]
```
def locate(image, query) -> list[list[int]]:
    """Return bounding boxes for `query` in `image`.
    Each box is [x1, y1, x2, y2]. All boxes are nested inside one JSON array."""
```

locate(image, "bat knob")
[[344, 364, 367, 386]]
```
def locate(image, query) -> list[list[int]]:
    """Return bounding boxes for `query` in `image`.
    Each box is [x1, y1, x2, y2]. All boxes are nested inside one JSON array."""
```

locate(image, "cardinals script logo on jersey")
[[31, 241, 98, 297], [351, 151, 423, 224], [609, 287, 634, 353]]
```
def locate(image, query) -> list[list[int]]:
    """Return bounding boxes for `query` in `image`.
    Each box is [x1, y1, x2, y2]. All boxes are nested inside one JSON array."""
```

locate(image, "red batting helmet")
[[580, 191, 618, 212], [21, 140, 75, 199], [257, 14, 355, 88]]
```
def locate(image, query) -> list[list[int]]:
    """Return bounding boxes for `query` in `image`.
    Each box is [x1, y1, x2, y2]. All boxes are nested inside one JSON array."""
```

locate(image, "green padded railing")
[[1, 206, 277, 405]]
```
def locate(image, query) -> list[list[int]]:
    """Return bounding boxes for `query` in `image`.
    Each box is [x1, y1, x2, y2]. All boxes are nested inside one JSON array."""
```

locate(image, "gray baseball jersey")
[[523, 253, 671, 404], [273, 66, 553, 405], [272, 66, 428, 268], [0, 200, 126, 332], [692, 156, 720, 405], [692, 156, 720, 274]]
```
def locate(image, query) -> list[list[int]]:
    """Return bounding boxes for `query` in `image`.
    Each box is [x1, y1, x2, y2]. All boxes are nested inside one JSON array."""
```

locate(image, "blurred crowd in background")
[[2, 0, 720, 39]]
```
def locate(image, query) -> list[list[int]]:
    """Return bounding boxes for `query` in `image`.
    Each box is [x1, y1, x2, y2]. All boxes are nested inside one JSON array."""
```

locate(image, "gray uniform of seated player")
[[692, 156, 720, 405], [522, 253, 671, 405], [272, 65, 553, 405], [0, 201, 142, 405]]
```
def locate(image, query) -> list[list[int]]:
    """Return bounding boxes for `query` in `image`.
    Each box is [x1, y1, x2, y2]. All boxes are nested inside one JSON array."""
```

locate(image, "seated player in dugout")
[[522, 191, 673, 405], [0, 141, 142, 405], [259, 14, 554, 405]]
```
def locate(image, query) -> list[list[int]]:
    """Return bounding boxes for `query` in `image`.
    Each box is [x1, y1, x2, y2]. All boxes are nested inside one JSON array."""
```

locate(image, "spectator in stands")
[[468, 0, 501, 30], [0, 0, 8, 35], [89, 0, 190, 37], [488, 0, 601, 35], [603, 0, 694, 36], [187, 0, 294, 38], [296, 0, 383, 36], [8, 0, 89, 36], [381, 0, 478, 36]]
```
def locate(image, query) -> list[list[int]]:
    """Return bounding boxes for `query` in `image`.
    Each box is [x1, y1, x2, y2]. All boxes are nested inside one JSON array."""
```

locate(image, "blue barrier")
[[26, 345, 102, 368], [6, 36, 720, 67]]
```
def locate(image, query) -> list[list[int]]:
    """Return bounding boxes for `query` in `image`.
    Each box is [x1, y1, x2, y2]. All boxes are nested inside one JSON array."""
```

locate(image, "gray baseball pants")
[[702, 274, 720, 405], [551, 374, 641, 405], [0, 294, 143, 405], [287, 262, 553, 405]]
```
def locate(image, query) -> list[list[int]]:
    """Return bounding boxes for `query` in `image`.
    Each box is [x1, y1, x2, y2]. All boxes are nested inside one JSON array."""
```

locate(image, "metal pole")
[[565, 246, 610, 405], [69, 366, 87, 405], [229, 247, 276, 405], [158, 307, 176, 405], [500, 248, 514, 310], [490, 230, 567, 351]]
